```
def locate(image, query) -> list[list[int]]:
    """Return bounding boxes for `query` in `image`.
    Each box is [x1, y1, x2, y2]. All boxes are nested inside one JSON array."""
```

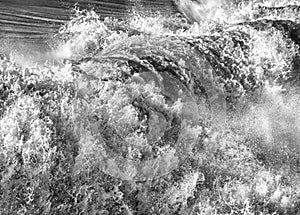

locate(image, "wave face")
[[1, 1, 300, 214]]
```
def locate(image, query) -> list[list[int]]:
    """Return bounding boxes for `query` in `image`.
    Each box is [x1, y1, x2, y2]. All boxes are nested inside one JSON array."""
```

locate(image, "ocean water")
[[0, 0, 178, 66], [1, 0, 300, 214]]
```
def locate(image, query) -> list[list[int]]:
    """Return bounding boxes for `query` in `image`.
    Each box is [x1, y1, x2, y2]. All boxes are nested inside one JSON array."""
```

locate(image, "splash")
[[46, 2, 299, 184], [173, 0, 228, 23], [1, 0, 300, 214]]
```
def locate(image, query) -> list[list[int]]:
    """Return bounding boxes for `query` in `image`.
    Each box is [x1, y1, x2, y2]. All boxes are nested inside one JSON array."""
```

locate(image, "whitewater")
[[1, 0, 300, 214]]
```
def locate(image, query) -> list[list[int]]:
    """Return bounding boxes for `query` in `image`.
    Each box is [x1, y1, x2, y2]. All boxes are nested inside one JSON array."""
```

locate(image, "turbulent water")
[[0, 0, 178, 66], [1, 0, 300, 214]]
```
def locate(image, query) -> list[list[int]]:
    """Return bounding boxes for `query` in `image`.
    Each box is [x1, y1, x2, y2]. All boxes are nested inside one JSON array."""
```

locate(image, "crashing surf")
[[1, 0, 300, 214]]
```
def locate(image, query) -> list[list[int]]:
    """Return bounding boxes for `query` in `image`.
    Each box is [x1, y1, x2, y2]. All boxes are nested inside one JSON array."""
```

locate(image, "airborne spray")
[[1, 0, 300, 214], [173, 0, 225, 23]]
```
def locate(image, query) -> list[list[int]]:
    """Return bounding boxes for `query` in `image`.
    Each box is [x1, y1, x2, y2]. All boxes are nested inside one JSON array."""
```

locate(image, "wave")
[[1, 0, 300, 214]]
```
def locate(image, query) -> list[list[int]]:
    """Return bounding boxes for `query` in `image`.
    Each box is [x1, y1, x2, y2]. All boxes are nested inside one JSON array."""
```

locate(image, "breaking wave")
[[1, 0, 300, 214]]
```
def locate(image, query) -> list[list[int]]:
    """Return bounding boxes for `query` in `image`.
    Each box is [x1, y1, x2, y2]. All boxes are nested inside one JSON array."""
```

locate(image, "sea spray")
[[1, 1, 300, 214]]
